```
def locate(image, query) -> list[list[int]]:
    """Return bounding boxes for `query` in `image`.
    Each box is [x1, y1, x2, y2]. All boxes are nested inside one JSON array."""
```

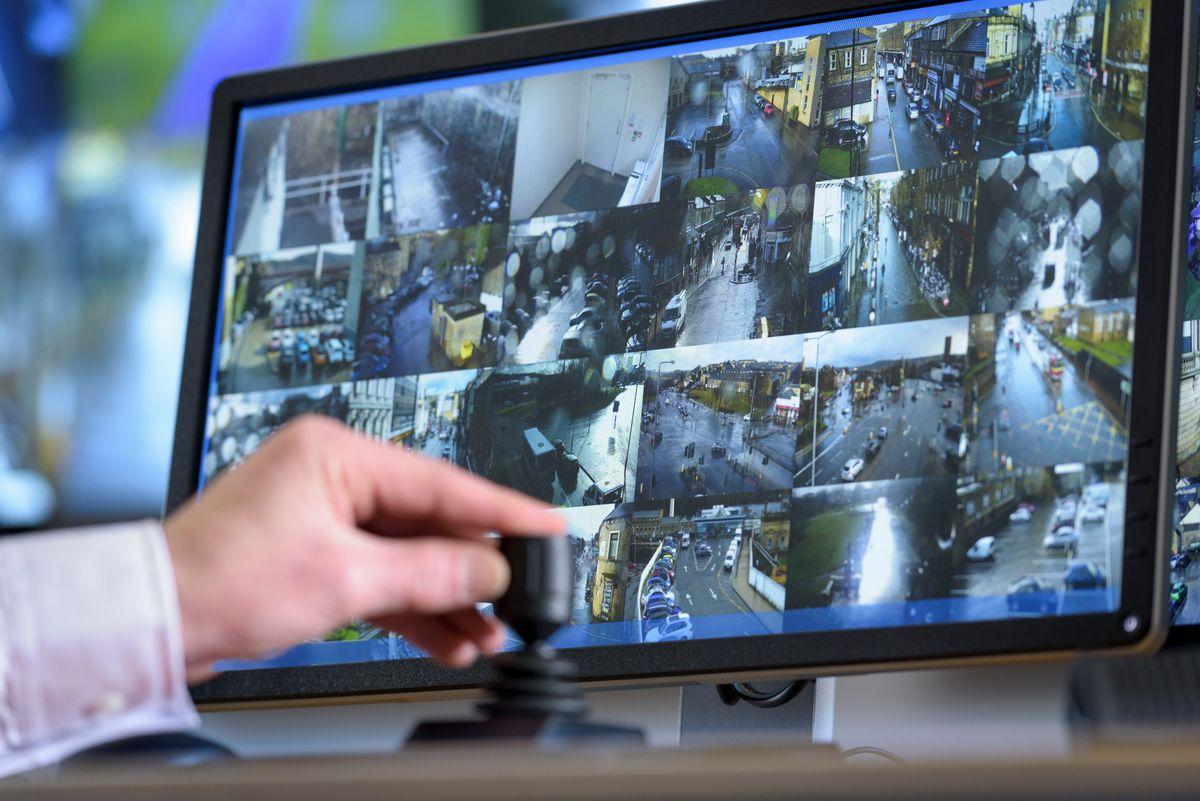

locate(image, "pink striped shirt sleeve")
[[0, 521, 199, 777]]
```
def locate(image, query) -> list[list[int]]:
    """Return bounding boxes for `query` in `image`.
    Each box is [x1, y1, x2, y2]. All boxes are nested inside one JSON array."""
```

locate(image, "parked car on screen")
[[1043, 526, 1078, 551], [1171, 581, 1189, 621], [644, 589, 676, 608], [644, 615, 693, 643], [1007, 575, 1057, 615], [1063, 560, 1106, 591], [665, 135, 694, 157], [966, 536, 997, 562], [1009, 505, 1033, 524]]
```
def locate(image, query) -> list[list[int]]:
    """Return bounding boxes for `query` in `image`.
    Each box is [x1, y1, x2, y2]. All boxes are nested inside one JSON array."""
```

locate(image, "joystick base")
[[406, 640, 643, 748], [406, 715, 644, 747]]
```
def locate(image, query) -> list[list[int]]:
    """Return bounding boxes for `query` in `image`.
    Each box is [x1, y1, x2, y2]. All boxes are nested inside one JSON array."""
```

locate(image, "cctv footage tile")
[[500, 188, 814, 365], [792, 318, 968, 489], [969, 142, 1142, 315], [636, 338, 804, 501], [203, 385, 352, 480], [1180, 321, 1200, 477], [499, 204, 686, 365], [978, 3, 1146, 159], [453, 355, 645, 506], [664, 42, 819, 197], [215, 242, 362, 396], [510, 59, 669, 220], [952, 463, 1124, 618], [673, 186, 813, 347], [378, 82, 521, 236], [230, 104, 379, 257], [353, 225, 505, 379], [963, 304, 1130, 474], [412, 369, 481, 469], [807, 164, 976, 331], [566, 495, 789, 645], [631, 495, 790, 640], [785, 477, 956, 611]]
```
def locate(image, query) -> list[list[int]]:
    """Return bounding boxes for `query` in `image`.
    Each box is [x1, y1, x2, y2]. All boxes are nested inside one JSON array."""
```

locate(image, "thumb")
[[353, 535, 511, 618]]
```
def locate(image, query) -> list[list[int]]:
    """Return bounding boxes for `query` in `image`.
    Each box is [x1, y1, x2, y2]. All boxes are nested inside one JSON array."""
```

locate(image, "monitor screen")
[[202, 0, 1151, 671]]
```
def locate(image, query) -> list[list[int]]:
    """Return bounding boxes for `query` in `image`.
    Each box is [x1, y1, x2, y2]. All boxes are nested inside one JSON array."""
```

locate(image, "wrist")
[[163, 514, 226, 682]]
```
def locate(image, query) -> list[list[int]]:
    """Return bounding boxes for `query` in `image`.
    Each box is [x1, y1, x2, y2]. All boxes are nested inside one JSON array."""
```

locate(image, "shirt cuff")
[[0, 521, 200, 777]]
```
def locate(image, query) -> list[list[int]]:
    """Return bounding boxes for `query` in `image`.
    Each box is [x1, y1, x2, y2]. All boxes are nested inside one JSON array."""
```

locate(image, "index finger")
[[307, 418, 567, 538]]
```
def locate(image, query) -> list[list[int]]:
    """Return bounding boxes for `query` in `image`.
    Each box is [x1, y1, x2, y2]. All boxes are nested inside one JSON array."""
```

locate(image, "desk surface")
[[6, 741, 1199, 801]]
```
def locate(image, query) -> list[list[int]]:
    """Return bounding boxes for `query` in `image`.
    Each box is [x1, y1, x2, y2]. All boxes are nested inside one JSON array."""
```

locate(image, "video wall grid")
[[207, 2, 1145, 649]]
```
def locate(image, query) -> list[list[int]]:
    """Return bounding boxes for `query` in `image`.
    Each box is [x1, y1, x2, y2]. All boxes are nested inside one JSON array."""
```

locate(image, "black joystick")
[[479, 535, 587, 721], [406, 536, 643, 746]]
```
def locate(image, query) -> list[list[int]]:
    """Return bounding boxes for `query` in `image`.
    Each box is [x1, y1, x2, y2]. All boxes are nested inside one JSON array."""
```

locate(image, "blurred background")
[[0, 0, 698, 529]]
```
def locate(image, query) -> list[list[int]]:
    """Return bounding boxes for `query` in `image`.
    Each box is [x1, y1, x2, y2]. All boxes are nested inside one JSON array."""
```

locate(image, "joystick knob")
[[494, 535, 573, 644]]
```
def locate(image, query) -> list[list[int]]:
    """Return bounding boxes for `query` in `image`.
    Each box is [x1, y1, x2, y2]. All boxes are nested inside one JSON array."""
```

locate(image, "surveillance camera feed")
[[204, 0, 1156, 670]]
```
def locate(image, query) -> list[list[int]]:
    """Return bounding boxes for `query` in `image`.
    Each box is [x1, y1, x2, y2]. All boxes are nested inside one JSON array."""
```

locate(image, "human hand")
[[164, 416, 565, 682]]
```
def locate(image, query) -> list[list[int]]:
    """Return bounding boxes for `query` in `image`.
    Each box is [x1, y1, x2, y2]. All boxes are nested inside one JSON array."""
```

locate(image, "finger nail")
[[466, 550, 510, 601]]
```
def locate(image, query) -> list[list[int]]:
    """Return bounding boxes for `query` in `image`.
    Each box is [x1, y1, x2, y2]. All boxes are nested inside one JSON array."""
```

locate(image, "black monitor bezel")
[[171, 0, 1192, 705]]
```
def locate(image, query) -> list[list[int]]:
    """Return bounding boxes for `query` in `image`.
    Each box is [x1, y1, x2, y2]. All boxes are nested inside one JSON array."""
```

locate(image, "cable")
[[715, 679, 810, 708], [839, 745, 907, 765]]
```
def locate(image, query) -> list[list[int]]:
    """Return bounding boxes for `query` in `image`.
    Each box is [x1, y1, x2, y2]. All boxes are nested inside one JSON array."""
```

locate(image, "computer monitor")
[[170, 0, 1193, 705]]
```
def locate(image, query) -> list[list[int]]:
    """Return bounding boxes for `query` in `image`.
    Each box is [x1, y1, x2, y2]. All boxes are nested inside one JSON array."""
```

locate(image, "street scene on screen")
[[785, 478, 956, 611], [665, 187, 812, 348], [977, 1, 1147, 159], [412, 369, 479, 468], [964, 304, 1130, 474], [807, 163, 975, 332], [1174, 319, 1200, 626], [636, 338, 803, 501], [969, 143, 1142, 315], [563, 496, 788, 644], [793, 317, 968, 489], [953, 463, 1123, 617]]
